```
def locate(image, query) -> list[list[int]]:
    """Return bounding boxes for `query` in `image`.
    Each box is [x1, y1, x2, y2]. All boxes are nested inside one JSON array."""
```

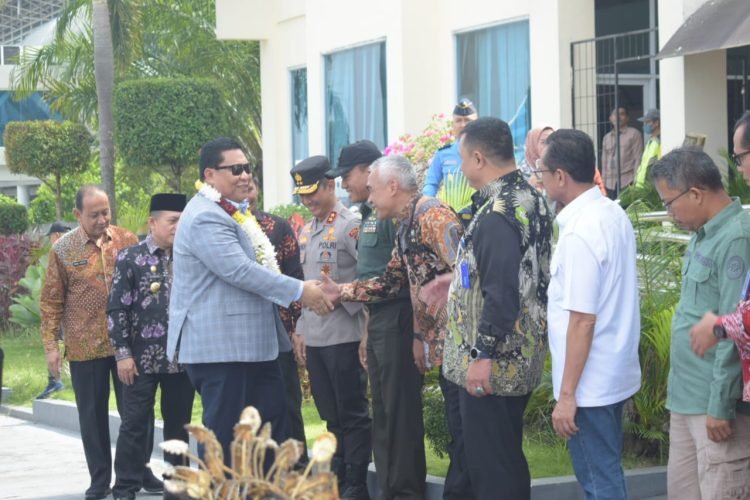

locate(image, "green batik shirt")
[[667, 198, 750, 419], [443, 170, 553, 396]]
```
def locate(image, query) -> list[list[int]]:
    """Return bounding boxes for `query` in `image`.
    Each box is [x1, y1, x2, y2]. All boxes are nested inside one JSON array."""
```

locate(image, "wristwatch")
[[713, 318, 727, 339], [470, 346, 491, 360]]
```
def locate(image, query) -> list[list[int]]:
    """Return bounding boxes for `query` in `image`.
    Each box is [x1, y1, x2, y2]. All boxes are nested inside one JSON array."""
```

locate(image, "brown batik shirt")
[[41, 225, 138, 361]]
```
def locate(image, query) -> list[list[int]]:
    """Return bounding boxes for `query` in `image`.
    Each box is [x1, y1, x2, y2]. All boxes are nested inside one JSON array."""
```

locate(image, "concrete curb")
[[2, 400, 667, 499]]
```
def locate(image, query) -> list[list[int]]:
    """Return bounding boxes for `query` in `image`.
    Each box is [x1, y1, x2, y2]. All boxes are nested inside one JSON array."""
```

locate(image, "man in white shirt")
[[534, 129, 641, 500]]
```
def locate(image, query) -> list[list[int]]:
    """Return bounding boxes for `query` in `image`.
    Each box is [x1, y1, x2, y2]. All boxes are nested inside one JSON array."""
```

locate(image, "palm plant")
[[625, 200, 684, 458], [437, 172, 475, 213], [12, 0, 263, 211]]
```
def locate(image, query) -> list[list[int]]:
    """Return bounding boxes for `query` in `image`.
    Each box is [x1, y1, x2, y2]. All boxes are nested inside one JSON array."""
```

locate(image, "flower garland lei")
[[196, 180, 280, 274]]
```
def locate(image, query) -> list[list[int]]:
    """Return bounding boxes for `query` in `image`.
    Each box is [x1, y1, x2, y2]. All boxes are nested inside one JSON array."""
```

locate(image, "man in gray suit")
[[167, 137, 332, 458]]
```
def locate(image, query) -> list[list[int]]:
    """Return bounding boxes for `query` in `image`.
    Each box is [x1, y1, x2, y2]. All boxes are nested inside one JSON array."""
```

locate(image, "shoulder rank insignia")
[[326, 212, 338, 224]]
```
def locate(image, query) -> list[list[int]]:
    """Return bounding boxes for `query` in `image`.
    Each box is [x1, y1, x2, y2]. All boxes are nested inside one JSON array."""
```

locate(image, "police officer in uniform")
[[291, 156, 372, 500], [422, 99, 479, 225], [331, 141, 426, 499]]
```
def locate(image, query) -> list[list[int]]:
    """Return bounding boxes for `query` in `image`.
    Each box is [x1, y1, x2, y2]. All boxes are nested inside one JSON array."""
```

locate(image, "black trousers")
[[459, 388, 531, 500], [306, 342, 372, 467], [278, 350, 308, 460], [368, 300, 425, 499], [185, 360, 287, 462], [113, 371, 195, 496], [439, 373, 473, 500], [69, 356, 124, 493]]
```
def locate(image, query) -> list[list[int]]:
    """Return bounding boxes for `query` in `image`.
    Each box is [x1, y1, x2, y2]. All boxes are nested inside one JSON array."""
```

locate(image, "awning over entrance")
[[657, 0, 750, 59]]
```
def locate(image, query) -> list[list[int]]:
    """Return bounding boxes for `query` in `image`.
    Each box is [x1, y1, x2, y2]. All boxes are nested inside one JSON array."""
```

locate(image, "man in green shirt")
[[329, 141, 426, 500], [651, 148, 750, 499]]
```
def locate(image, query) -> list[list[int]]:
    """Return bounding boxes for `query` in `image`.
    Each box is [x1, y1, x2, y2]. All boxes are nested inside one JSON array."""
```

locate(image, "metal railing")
[[637, 204, 750, 244]]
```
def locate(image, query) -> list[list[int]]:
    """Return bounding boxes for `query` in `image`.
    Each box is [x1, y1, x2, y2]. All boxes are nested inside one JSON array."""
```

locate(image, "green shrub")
[[0, 203, 29, 235], [423, 380, 450, 458], [0, 193, 17, 205], [3, 120, 92, 220], [9, 254, 48, 330], [0, 235, 32, 325], [268, 203, 311, 221], [114, 78, 230, 192]]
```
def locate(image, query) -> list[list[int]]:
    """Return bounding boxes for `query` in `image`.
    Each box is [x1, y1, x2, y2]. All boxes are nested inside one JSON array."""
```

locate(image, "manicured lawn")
[[0, 330, 659, 478]]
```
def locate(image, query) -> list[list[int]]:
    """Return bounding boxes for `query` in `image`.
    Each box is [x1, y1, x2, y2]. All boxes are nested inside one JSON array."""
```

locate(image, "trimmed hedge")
[[114, 78, 231, 190], [0, 203, 28, 236], [4, 120, 92, 181]]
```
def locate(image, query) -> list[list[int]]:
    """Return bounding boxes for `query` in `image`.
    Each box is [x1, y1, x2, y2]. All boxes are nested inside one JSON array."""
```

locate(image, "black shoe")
[[113, 496, 135, 500], [341, 483, 370, 500], [142, 472, 164, 494], [84, 487, 111, 500], [341, 463, 370, 500]]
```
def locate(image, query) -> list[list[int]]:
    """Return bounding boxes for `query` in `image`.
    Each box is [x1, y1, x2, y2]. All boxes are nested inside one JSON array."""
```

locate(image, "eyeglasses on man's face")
[[661, 188, 691, 211], [212, 163, 252, 176], [732, 150, 750, 167], [532, 158, 553, 180]]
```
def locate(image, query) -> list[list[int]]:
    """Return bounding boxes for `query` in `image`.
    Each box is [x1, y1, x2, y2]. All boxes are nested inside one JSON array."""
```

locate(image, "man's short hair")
[[543, 129, 596, 183], [75, 184, 106, 211], [649, 148, 724, 192], [199, 137, 246, 180], [460, 117, 514, 164], [370, 155, 418, 192], [734, 110, 750, 151]]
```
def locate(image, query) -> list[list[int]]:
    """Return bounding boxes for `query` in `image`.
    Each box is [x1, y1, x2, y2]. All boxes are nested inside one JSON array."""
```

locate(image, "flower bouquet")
[[384, 113, 452, 190]]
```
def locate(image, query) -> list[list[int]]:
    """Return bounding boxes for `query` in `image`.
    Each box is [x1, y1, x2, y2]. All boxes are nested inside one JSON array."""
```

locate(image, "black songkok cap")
[[150, 193, 187, 213]]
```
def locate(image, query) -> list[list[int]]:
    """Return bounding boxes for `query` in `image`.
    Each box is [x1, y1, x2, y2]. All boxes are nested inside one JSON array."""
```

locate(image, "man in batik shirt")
[[247, 174, 308, 465], [321, 154, 467, 496], [40, 185, 139, 499], [109, 194, 195, 500], [442, 118, 552, 499]]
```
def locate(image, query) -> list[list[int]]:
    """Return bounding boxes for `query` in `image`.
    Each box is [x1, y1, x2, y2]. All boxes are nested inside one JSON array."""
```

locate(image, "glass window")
[[290, 67, 309, 203], [324, 42, 387, 164], [456, 21, 530, 163], [291, 67, 309, 167], [0, 92, 56, 146]]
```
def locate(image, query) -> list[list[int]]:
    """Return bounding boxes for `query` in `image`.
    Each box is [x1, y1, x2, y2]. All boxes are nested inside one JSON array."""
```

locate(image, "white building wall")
[[215, 0, 596, 207], [659, 0, 729, 167]]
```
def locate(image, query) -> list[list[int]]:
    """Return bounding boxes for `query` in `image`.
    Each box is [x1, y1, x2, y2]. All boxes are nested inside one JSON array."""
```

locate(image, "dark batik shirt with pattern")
[[108, 235, 180, 374], [340, 195, 463, 366], [443, 170, 553, 395], [254, 209, 303, 337]]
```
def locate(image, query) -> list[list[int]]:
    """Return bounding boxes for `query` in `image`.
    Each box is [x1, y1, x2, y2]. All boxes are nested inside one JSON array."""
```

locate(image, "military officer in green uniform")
[[330, 141, 426, 500], [291, 156, 372, 500]]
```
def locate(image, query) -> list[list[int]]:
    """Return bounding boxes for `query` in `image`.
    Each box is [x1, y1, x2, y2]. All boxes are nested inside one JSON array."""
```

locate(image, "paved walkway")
[[0, 414, 111, 500]]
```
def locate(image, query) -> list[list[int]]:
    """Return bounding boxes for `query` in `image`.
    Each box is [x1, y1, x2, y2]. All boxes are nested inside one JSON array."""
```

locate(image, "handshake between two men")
[[298, 274, 345, 316]]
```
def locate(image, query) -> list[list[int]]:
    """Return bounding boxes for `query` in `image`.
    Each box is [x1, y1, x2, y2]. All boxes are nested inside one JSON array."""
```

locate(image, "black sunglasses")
[[212, 163, 252, 176]]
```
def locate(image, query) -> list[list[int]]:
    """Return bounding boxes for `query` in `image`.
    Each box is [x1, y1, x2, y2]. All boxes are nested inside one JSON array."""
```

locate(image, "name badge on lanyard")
[[460, 261, 470, 289]]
